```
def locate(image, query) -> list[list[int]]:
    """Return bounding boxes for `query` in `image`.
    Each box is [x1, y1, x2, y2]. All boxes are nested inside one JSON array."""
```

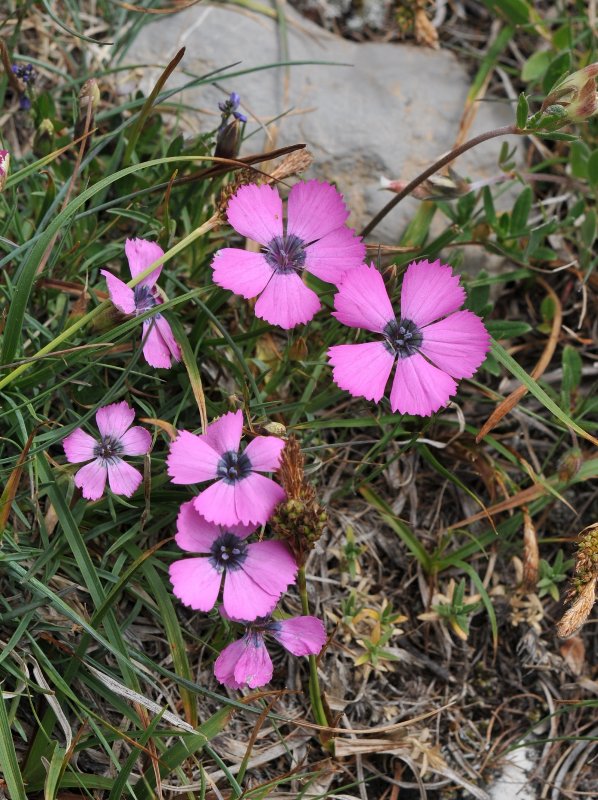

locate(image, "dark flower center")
[[93, 435, 123, 463], [134, 284, 158, 313], [263, 234, 307, 274], [383, 318, 423, 358], [209, 532, 248, 572], [216, 450, 252, 484]]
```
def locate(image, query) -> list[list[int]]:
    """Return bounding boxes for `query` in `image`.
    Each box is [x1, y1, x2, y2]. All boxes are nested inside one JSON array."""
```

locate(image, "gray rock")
[[124, 4, 518, 243]]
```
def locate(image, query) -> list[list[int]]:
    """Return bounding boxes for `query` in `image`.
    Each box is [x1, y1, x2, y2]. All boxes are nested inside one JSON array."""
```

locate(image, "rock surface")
[[125, 4, 518, 242]]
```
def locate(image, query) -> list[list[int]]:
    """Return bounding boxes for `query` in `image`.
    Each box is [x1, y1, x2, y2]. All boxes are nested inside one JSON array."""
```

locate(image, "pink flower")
[[0, 150, 9, 191], [328, 260, 490, 416], [169, 501, 297, 620], [214, 615, 326, 689], [62, 401, 151, 500], [212, 180, 366, 329], [166, 410, 286, 527], [101, 238, 182, 369]]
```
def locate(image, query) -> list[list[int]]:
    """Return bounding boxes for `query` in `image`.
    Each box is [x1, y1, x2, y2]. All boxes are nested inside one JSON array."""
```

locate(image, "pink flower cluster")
[[62, 177, 490, 693], [212, 181, 490, 417], [63, 405, 326, 689], [166, 410, 326, 688]]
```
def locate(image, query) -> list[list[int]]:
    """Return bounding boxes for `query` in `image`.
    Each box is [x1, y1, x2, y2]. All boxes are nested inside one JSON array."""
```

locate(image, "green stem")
[[297, 566, 329, 733]]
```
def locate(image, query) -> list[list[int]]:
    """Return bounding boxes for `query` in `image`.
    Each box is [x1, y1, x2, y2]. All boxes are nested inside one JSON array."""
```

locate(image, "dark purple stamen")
[[209, 532, 248, 572], [93, 435, 123, 463], [134, 285, 158, 313], [217, 450, 252, 484], [383, 318, 423, 358], [263, 234, 307, 274]]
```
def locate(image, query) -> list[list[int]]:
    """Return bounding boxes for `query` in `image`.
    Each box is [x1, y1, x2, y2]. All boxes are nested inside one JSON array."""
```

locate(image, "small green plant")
[[537, 550, 575, 601], [430, 579, 483, 641]]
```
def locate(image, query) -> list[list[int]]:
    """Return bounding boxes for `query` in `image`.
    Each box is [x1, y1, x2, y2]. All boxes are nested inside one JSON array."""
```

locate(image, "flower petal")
[[176, 500, 257, 552], [223, 569, 279, 621], [332, 263, 394, 333], [419, 310, 490, 379], [268, 616, 327, 656], [194, 480, 238, 526], [232, 473, 286, 526], [212, 248, 273, 299], [390, 352, 457, 416], [233, 632, 273, 688], [303, 226, 366, 284], [63, 428, 97, 464], [195, 473, 286, 527], [167, 431, 221, 484], [74, 459, 107, 500], [328, 341, 395, 403], [155, 316, 182, 363], [254, 271, 321, 329], [100, 270, 136, 315], [175, 500, 221, 552], [400, 259, 465, 328], [214, 638, 247, 689], [226, 184, 283, 246], [241, 540, 297, 598], [142, 318, 173, 369], [169, 557, 221, 611], [119, 425, 152, 456], [203, 410, 243, 456], [95, 401, 135, 440], [106, 458, 143, 496], [125, 238, 164, 287], [243, 435, 285, 473], [287, 180, 350, 242]]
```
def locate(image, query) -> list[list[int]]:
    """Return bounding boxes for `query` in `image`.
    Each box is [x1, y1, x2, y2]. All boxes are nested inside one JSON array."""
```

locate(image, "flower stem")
[[360, 124, 522, 238], [297, 566, 329, 735]]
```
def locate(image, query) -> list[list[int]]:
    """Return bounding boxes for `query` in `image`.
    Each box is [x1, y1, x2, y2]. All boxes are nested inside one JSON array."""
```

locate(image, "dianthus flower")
[[212, 180, 366, 329], [62, 401, 151, 500], [214, 614, 326, 689], [169, 501, 297, 620], [101, 238, 182, 369], [167, 410, 286, 527], [328, 260, 490, 416]]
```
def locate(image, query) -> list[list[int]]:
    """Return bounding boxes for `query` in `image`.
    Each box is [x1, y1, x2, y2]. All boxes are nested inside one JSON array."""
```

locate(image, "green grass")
[[1, 0, 597, 796]]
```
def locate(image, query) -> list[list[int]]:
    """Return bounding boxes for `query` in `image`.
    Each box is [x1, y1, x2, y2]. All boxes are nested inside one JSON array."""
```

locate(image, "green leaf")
[[561, 344, 583, 408], [510, 186, 533, 233], [516, 93, 529, 128], [491, 338, 598, 446], [587, 150, 598, 187], [43, 744, 65, 800], [581, 209, 597, 248], [521, 51, 551, 82], [486, 320, 532, 338], [483, 186, 497, 227], [543, 52, 571, 94], [480, 0, 530, 25], [0, 694, 27, 800], [536, 132, 579, 141], [569, 141, 590, 179], [136, 708, 235, 799], [452, 560, 498, 649]]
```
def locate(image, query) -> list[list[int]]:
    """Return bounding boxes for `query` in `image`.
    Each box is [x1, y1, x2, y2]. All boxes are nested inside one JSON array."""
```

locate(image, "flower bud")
[[33, 118, 55, 158], [0, 150, 9, 191], [214, 118, 241, 160], [541, 63, 598, 123]]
